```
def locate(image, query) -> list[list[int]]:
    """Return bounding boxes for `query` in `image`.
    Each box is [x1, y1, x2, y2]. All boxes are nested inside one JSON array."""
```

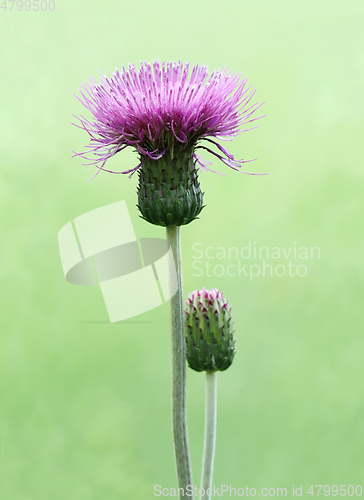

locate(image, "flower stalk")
[[166, 225, 193, 499], [200, 371, 217, 500]]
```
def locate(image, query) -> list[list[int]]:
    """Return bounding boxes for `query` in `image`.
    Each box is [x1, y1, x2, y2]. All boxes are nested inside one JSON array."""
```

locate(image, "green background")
[[1, 0, 363, 498]]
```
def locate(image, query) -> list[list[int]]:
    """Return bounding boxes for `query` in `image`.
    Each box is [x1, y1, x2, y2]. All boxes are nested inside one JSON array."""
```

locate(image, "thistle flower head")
[[185, 287, 236, 372], [74, 60, 264, 177], [73, 60, 265, 226]]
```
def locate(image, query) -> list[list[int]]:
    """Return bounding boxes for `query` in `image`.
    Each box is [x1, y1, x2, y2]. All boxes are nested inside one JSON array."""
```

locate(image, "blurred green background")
[[1, 0, 363, 498]]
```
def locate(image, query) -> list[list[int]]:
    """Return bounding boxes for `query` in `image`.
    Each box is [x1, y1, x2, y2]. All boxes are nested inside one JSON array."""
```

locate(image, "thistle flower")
[[74, 60, 265, 226], [185, 288, 236, 372]]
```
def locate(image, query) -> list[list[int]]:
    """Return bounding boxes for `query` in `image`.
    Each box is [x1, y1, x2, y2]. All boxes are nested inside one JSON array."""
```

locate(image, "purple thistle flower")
[[74, 60, 265, 177], [73, 60, 266, 227]]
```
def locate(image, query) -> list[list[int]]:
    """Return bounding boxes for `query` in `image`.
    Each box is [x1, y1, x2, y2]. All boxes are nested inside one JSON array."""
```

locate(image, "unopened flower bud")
[[185, 287, 236, 372]]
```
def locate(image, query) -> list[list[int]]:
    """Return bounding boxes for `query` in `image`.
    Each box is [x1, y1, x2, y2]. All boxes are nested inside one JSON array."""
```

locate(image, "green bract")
[[185, 288, 236, 372], [137, 146, 204, 227]]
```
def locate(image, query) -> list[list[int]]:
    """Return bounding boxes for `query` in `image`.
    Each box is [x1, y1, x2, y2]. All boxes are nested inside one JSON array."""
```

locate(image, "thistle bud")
[[137, 144, 204, 227], [185, 287, 236, 372]]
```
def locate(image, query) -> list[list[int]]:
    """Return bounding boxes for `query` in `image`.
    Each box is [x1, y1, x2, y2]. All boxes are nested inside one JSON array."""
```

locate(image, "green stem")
[[200, 371, 217, 500], [166, 226, 193, 500]]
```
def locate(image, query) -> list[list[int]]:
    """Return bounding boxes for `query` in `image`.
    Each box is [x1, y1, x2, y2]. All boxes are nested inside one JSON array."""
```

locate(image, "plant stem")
[[166, 225, 193, 499], [200, 371, 217, 500]]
